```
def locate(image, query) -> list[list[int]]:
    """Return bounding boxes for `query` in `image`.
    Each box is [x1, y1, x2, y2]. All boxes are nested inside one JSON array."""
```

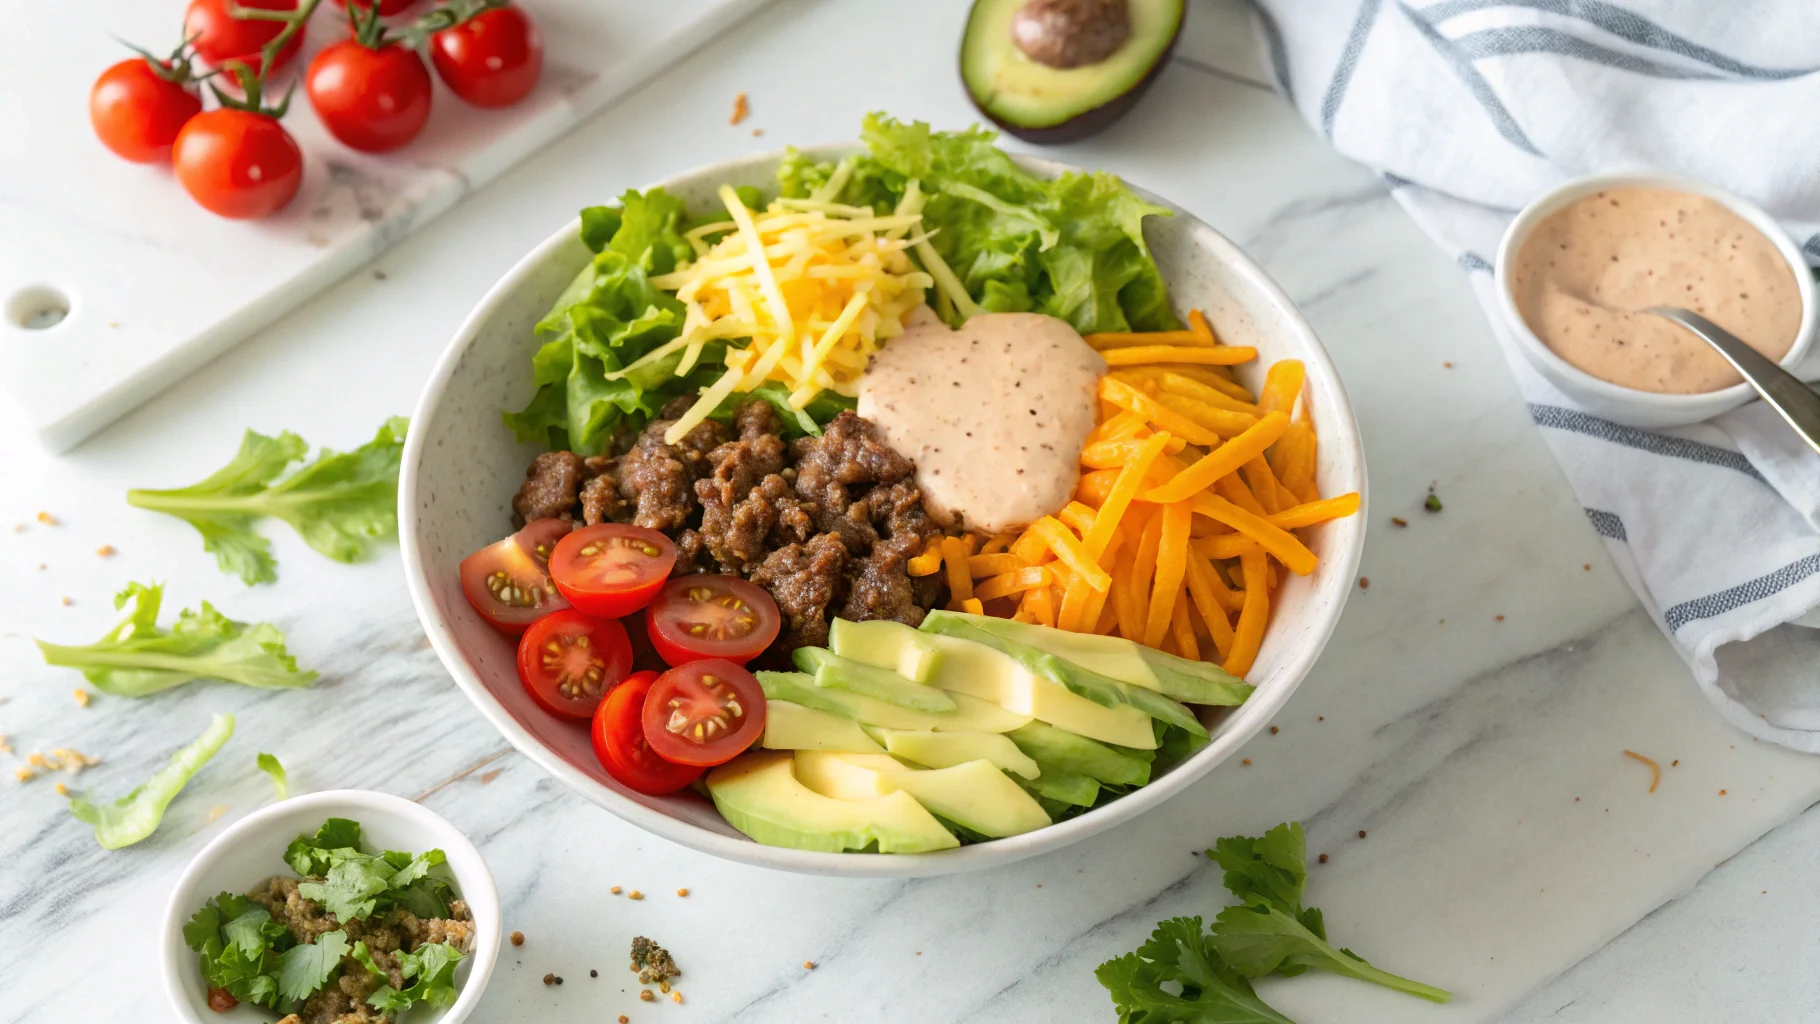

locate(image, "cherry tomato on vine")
[[90, 58, 203, 163], [172, 109, 303, 219], [184, 0, 306, 74], [307, 39, 433, 152], [640, 659, 766, 767], [549, 524, 676, 620], [459, 518, 573, 635], [591, 670, 704, 795], [517, 608, 632, 720], [644, 575, 780, 667], [429, 5, 543, 108]]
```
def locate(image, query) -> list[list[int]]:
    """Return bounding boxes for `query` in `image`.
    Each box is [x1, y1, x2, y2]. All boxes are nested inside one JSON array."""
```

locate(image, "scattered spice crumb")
[[543, 973, 555, 986], [611, 885, 622, 894], [1317, 715, 1324, 721], [95, 545, 115, 558], [671, 992, 683, 1004], [479, 768, 502, 784], [14, 767, 35, 783], [1358, 576, 1369, 589], [1496, 614, 1505, 622], [751, 128, 764, 137], [1391, 516, 1408, 527], [555, 976, 565, 985], [1719, 789, 1727, 796], [629, 890, 644, 901], [373, 269, 388, 280], [1672, 759, 1679, 767], [1424, 492, 1443, 513], [36, 564, 45, 571], [60, 596, 72, 606], [590, 969, 598, 978], [1269, 726, 1279, 735], [37, 511, 57, 525], [630, 936, 680, 986], [28, 752, 60, 771], [1444, 361, 1454, 368], [620, 1017, 629, 1023], [205, 805, 228, 823], [73, 689, 91, 708], [729, 92, 750, 126], [1241, 758, 1251, 766], [675, 888, 688, 897], [640, 990, 655, 1002], [1575, 797, 1581, 802], [0, 736, 9, 754], [803, 961, 815, 970], [915, 951, 922, 956], [56, 782, 69, 796], [1583, 563, 1592, 571], [510, 931, 524, 946], [1358, 829, 1367, 839], [1317, 853, 1329, 864], [1622, 749, 1661, 793]]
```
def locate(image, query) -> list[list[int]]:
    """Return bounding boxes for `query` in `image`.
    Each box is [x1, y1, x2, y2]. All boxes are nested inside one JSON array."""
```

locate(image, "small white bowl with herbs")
[[161, 790, 500, 1024]]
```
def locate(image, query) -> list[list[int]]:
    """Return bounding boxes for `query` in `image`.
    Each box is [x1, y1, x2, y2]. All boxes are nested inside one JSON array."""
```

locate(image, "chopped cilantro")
[[276, 929, 348, 1003]]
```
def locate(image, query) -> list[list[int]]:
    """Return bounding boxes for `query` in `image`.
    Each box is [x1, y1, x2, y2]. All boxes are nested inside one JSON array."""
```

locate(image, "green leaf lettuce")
[[69, 712, 235, 849]]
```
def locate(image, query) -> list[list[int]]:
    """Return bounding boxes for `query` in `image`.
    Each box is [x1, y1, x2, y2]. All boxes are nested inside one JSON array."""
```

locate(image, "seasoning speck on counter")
[[620, 1017, 629, 1023], [510, 930, 524, 946], [543, 973, 554, 986], [95, 545, 115, 557], [628, 890, 644, 901], [73, 689, 90, 707], [1424, 493, 1443, 513], [36, 511, 57, 525], [671, 992, 683, 1004], [675, 888, 688, 897], [730, 91, 749, 126], [803, 961, 816, 970], [639, 990, 655, 1002], [610, 886, 622, 895], [630, 936, 680, 986], [1391, 516, 1408, 527]]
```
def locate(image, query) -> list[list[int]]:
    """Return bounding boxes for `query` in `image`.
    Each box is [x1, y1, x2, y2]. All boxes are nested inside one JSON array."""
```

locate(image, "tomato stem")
[[116, 31, 210, 86], [211, 0, 321, 115], [398, 0, 511, 49]]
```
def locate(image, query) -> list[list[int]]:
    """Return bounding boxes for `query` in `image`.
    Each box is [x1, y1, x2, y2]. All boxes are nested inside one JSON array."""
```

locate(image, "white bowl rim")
[[159, 789, 502, 1024], [398, 144, 1367, 877], [1492, 170, 1818, 415]]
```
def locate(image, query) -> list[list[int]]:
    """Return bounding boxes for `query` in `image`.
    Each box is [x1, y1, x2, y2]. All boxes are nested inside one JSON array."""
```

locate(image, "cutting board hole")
[[8, 286, 70, 330]]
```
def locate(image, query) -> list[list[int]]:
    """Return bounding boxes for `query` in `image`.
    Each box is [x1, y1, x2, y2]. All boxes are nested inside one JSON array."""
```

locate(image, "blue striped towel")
[[1253, 0, 1820, 751]]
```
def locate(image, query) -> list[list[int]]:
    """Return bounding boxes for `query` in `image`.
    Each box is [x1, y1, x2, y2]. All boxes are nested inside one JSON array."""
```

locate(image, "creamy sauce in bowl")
[[858, 312, 1105, 535], [1509, 187, 1802, 394]]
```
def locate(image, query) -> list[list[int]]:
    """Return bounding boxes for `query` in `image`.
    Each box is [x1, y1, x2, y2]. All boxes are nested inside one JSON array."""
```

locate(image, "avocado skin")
[[960, 0, 1186, 144]]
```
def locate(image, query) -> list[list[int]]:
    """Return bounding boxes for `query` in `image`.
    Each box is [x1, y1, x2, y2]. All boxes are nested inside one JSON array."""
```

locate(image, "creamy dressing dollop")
[[858, 312, 1105, 535]]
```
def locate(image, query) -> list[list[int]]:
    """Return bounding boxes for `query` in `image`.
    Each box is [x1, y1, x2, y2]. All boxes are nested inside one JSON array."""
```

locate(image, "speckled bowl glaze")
[[400, 147, 1367, 878]]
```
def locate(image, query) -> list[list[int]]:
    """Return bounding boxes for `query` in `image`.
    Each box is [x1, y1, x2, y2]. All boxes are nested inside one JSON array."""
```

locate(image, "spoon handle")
[[1647, 306, 1820, 457]]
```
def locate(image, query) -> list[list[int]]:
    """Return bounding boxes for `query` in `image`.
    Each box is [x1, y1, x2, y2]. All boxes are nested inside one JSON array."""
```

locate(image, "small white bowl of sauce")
[[1494, 172, 1817, 428]]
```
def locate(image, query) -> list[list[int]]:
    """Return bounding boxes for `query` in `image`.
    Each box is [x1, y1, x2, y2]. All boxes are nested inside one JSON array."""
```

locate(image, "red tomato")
[[206, 987, 239, 1012], [184, 0, 305, 74], [516, 608, 632, 720], [549, 524, 676, 620], [307, 39, 432, 152], [459, 519, 573, 635], [591, 671, 704, 795], [641, 659, 766, 767], [332, 0, 419, 13], [429, 6, 543, 108], [172, 109, 303, 219], [645, 576, 781, 667], [90, 59, 203, 163]]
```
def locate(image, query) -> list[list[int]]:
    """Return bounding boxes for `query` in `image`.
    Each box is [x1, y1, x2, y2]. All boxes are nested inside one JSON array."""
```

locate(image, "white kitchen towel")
[[1249, 0, 1820, 750]]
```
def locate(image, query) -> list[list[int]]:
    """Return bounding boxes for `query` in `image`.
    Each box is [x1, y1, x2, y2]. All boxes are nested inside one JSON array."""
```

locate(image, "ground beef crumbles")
[[511, 402, 944, 656]]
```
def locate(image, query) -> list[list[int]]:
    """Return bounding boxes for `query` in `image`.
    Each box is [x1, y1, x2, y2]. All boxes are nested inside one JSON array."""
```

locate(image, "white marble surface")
[[0, 0, 769, 452], [3, 1, 1817, 1021]]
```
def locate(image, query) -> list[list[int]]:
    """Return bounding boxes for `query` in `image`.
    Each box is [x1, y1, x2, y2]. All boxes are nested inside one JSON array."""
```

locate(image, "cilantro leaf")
[[385, 847, 446, 887], [126, 418, 408, 584], [257, 752, 288, 800], [276, 929, 349, 1003], [1208, 823, 1452, 1004], [390, 876, 455, 920], [183, 900, 225, 954], [285, 818, 363, 876], [297, 851, 395, 921], [1094, 917, 1295, 1024], [222, 906, 284, 960], [368, 941, 465, 1013], [35, 582, 316, 697], [68, 712, 234, 849]]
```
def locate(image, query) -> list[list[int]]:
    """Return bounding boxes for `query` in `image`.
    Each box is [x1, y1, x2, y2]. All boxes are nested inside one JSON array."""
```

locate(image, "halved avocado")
[[961, 0, 1185, 143]]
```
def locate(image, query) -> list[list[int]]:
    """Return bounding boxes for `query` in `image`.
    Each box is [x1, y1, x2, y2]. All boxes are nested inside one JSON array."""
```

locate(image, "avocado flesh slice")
[[757, 671, 1031, 733], [1007, 720, 1151, 787], [793, 751, 1052, 839], [828, 618, 941, 683], [927, 610, 1253, 706], [961, 0, 1185, 142], [920, 612, 1206, 738], [875, 728, 1042, 780], [761, 700, 885, 755], [794, 647, 958, 713], [917, 632, 1158, 748], [707, 751, 958, 854]]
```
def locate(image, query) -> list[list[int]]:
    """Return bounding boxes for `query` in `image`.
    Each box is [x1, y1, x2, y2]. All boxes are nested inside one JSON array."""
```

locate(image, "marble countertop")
[[4, 2, 1815, 1021]]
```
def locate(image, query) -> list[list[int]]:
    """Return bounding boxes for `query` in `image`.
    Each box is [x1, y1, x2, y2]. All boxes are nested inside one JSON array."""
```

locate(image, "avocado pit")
[[1011, 0, 1131, 69]]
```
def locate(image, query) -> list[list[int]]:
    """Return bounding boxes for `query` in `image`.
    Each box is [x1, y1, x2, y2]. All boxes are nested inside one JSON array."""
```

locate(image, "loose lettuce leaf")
[[126, 418, 408, 585], [35, 582, 316, 697], [1209, 823, 1452, 1003], [257, 752, 288, 800], [69, 712, 235, 849], [1095, 917, 1295, 1024]]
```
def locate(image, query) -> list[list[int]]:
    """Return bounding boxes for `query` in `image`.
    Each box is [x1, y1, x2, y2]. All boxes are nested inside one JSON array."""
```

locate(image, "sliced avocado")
[[795, 752, 1051, 839], [961, 0, 1185, 143], [828, 618, 941, 683], [1007, 721, 1151, 786], [706, 751, 958, 854], [1020, 769, 1100, 807], [757, 671, 1033, 733], [919, 633, 1158, 748], [920, 612, 1206, 738], [932, 610, 1253, 706], [761, 700, 885, 755], [877, 729, 1041, 780], [794, 647, 958, 713]]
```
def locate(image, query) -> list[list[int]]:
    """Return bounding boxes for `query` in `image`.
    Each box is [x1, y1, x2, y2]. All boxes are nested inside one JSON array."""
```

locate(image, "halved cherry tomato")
[[207, 987, 239, 1012], [640, 659, 765, 767], [591, 671, 703, 795], [645, 576, 780, 667], [184, 0, 305, 74], [549, 524, 676, 620], [429, 5, 542, 108], [459, 518, 572, 635], [516, 608, 631, 719], [90, 58, 203, 163]]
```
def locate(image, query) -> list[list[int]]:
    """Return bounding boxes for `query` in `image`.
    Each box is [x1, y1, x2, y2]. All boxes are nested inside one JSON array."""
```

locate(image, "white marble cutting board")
[[0, 0, 771, 453]]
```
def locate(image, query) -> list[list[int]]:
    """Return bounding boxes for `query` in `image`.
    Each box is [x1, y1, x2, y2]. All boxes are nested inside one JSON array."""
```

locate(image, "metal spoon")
[[1647, 306, 1820, 456]]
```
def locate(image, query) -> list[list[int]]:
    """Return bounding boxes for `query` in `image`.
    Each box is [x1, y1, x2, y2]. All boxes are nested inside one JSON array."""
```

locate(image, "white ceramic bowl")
[[399, 146, 1367, 877], [1494, 171, 1818, 428], [161, 790, 501, 1024]]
